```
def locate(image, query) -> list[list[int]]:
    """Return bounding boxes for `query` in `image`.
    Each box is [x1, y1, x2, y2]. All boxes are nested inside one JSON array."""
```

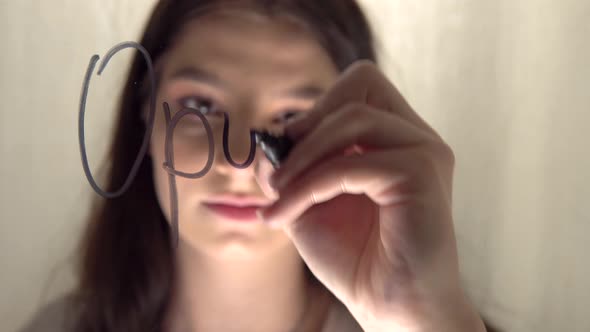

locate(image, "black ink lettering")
[[222, 112, 257, 169], [78, 41, 157, 198], [79, 41, 262, 249], [161, 101, 215, 247]]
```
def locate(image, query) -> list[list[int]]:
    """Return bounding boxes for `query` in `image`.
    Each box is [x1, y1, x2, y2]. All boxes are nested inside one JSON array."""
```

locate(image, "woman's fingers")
[[254, 157, 279, 200], [270, 102, 433, 190], [285, 60, 442, 142], [259, 148, 429, 231]]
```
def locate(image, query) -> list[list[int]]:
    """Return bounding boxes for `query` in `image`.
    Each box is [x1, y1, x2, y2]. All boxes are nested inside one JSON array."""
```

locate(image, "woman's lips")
[[203, 202, 261, 221]]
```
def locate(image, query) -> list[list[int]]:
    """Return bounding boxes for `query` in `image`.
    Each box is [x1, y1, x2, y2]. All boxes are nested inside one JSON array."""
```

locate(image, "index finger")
[[285, 60, 441, 141]]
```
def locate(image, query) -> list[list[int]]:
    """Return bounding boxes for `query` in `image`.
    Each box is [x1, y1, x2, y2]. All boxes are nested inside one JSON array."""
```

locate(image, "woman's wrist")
[[414, 295, 487, 332], [360, 292, 486, 332]]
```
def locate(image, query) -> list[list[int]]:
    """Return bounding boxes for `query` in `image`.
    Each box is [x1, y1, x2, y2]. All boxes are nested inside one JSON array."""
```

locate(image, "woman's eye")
[[275, 110, 302, 124], [178, 96, 219, 116]]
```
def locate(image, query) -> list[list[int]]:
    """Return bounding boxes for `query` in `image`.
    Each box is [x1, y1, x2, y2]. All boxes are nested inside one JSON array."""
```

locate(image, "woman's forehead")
[[159, 10, 338, 92]]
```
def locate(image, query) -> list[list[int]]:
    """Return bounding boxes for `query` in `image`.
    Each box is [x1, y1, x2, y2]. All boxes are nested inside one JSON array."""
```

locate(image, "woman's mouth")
[[202, 202, 262, 222], [203, 193, 271, 221]]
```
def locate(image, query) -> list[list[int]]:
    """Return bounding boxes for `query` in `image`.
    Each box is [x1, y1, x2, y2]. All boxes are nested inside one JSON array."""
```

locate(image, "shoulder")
[[17, 294, 76, 332], [321, 300, 364, 332]]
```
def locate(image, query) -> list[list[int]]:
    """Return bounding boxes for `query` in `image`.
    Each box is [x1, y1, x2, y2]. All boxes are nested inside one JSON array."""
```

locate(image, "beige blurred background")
[[1, 0, 589, 331]]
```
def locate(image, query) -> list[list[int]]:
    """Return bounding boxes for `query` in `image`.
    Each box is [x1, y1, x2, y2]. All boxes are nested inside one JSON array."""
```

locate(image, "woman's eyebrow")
[[169, 66, 227, 90], [277, 85, 325, 100]]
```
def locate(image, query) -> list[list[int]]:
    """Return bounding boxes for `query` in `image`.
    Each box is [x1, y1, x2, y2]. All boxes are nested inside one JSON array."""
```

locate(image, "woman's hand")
[[256, 60, 486, 332]]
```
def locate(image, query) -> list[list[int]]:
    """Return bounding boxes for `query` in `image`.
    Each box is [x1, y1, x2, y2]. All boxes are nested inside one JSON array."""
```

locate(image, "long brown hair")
[[71, 1, 500, 331]]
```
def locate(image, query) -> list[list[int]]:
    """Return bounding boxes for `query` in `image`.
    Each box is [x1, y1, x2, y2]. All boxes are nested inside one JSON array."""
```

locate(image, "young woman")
[[20, 1, 501, 331]]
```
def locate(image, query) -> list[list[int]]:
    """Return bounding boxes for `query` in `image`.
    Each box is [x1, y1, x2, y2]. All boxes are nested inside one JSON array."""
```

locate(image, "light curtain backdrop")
[[1, 1, 588, 331]]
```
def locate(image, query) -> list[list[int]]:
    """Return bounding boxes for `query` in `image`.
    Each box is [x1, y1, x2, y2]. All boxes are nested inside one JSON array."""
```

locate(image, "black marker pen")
[[252, 130, 295, 170]]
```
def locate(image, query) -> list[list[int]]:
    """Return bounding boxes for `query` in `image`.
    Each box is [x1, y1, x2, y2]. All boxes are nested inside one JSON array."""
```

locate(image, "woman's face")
[[148, 9, 339, 259]]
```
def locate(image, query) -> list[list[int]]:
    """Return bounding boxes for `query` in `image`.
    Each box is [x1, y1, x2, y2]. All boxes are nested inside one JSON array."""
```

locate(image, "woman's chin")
[[177, 215, 292, 260]]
